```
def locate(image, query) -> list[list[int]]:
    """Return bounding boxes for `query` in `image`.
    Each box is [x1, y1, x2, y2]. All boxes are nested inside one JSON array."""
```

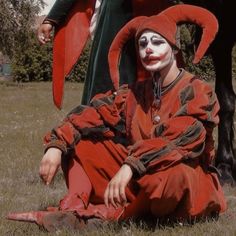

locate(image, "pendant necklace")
[[152, 69, 183, 109], [152, 72, 163, 109]]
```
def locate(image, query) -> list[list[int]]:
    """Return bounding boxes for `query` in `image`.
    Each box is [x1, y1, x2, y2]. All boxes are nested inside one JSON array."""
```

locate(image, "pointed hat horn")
[[6, 211, 48, 225], [136, 4, 218, 64], [108, 16, 147, 90], [163, 4, 218, 63]]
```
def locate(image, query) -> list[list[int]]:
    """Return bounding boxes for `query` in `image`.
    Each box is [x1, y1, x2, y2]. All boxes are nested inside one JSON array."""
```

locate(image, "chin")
[[144, 65, 160, 72]]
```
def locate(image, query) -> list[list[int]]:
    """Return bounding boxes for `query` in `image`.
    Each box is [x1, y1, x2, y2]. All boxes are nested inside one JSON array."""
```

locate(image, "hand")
[[39, 148, 62, 185], [37, 23, 53, 44], [104, 164, 133, 208]]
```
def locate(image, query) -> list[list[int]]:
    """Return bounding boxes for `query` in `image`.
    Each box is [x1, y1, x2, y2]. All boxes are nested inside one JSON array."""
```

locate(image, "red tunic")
[[44, 70, 226, 221]]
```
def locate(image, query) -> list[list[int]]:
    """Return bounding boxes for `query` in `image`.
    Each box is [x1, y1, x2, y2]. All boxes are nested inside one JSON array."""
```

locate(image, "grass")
[[0, 81, 236, 235]]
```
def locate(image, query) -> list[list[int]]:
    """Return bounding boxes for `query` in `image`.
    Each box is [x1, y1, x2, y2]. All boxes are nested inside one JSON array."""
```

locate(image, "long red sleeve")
[[44, 85, 129, 154]]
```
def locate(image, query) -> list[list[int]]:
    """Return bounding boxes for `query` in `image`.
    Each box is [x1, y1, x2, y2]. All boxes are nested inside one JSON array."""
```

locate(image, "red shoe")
[[7, 210, 87, 232], [6, 204, 125, 232]]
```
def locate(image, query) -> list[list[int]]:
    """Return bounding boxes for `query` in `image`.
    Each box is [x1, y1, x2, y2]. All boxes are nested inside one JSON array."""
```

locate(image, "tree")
[[0, 0, 91, 82], [179, 24, 215, 81], [0, 0, 54, 81], [0, 0, 44, 58], [12, 31, 53, 82], [0, 1, 219, 83]]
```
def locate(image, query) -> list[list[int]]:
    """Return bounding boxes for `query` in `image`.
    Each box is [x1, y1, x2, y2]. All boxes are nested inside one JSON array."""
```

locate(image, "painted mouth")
[[143, 56, 161, 65]]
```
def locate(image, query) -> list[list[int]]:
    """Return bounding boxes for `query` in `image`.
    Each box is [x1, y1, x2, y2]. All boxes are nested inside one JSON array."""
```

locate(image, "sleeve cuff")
[[43, 18, 58, 26], [123, 156, 146, 178], [44, 140, 67, 155]]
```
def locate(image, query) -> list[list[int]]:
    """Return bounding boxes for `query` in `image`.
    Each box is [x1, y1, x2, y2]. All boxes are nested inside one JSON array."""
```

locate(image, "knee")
[[148, 165, 194, 216], [150, 196, 180, 217]]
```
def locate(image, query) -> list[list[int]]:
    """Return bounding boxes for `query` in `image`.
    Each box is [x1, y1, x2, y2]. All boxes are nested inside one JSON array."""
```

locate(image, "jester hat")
[[108, 4, 218, 90]]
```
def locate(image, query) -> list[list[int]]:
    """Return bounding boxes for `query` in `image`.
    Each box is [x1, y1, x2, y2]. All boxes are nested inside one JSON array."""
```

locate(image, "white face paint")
[[138, 30, 174, 72]]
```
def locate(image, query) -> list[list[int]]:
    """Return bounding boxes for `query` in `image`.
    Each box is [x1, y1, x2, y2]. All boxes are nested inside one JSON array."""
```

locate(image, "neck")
[[153, 60, 180, 87]]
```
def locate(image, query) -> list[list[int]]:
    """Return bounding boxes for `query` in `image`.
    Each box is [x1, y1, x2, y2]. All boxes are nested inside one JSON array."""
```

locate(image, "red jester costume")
[[7, 5, 226, 232]]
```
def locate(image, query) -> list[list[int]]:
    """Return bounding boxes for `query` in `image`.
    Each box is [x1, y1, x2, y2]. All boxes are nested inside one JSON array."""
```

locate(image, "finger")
[[108, 195, 117, 209], [119, 185, 127, 206], [46, 165, 58, 185], [39, 163, 49, 183], [104, 186, 110, 207], [113, 185, 121, 206], [45, 38, 51, 43], [37, 34, 46, 44], [39, 166, 44, 180], [44, 31, 51, 41], [108, 185, 118, 209], [39, 27, 51, 43], [39, 160, 46, 178]]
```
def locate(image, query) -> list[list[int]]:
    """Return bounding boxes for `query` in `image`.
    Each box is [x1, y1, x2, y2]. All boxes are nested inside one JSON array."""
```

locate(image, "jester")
[[7, 4, 226, 232]]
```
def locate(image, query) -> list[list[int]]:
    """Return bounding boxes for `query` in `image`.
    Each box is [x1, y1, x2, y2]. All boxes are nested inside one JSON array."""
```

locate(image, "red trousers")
[[61, 139, 226, 221]]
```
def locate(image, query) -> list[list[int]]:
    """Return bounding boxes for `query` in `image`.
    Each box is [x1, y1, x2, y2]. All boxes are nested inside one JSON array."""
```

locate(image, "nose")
[[145, 47, 153, 54]]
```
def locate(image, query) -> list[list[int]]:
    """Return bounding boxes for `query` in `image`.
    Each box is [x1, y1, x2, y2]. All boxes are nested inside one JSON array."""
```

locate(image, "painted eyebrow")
[[139, 35, 165, 42], [139, 36, 147, 42], [151, 35, 165, 41]]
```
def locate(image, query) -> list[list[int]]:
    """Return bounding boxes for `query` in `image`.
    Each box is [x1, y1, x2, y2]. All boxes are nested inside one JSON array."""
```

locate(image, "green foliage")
[[179, 24, 215, 81], [11, 30, 90, 82], [0, 0, 54, 82], [1, 0, 234, 83], [12, 32, 53, 82], [0, 0, 45, 58], [0, 0, 90, 82]]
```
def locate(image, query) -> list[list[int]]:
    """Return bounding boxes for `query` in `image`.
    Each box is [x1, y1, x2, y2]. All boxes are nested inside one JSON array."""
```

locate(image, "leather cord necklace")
[[152, 69, 182, 109], [152, 72, 163, 109]]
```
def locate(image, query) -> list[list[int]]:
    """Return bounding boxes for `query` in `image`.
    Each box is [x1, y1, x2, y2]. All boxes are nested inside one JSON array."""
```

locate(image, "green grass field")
[[0, 81, 236, 235]]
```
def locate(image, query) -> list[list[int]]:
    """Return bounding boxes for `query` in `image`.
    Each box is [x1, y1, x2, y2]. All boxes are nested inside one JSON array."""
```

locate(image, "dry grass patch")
[[0, 81, 236, 235]]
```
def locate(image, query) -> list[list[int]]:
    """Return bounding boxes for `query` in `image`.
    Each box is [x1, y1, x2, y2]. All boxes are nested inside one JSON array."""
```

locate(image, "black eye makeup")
[[139, 34, 166, 48], [138, 37, 148, 48]]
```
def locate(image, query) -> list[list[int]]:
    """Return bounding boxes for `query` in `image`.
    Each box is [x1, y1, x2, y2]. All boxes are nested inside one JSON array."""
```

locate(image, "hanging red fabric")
[[52, 1, 95, 109]]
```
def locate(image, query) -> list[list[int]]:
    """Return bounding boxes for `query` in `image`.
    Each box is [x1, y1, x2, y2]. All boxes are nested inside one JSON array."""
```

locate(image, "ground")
[[0, 81, 235, 235]]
